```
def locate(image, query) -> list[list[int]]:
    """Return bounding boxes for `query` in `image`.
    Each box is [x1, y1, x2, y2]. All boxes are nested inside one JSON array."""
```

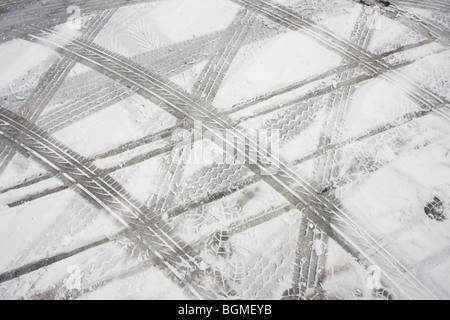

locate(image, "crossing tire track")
[[192, 10, 257, 102], [367, 0, 450, 45], [30, 19, 282, 137], [3, 62, 441, 203], [317, 7, 375, 188], [291, 9, 384, 290], [0, 10, 116, 178], [231, 0, 446, 112], [30, 33, 440, 299], [0, 0, 160, 43], [392, 0, 450, 13], [226, 37, 438, 117], [0, 107, 222, 300]]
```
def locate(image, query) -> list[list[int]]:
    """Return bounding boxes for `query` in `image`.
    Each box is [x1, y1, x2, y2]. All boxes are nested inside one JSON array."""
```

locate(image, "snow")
[[406, 7, 450, 30], [367, 16, 425, 54], [339, 115, 450, 297], [66, 62, 94, 78], [52, 94, 177, 158], [323, 238, 374, 300], [94, 0, 241, 57], [109, 156, 163, 204], [1, 0, 449, 300], [214, 31, 342, 110], [0, 154, 48, 191], [0, 189, 121, 272], [342, 78, 422, 140], [399, 49, 450, 101], [0, 39, 55, 90], [318, 3, 362, 41], [78, 266, 191, 300], [382, 42, 445, 66], [280, 104, 327, 162], [169, 60, 209, 93]]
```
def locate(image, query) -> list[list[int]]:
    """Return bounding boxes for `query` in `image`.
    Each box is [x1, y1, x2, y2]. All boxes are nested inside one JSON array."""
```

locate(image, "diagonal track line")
[[2, 0, 446, 300], [31, 16, 282, 135], [287, 9, 378, 299], [0, 107, 224, 300], [2, 39, 445, 206], [357, 0, 450, 45], [224, 38, 436, 117], [146, 10, 261, 215], [319, 6, 377, 188], [192, 10, 257, 102], [0, 0, 162, 44], [234, 55, 450, 127], [30, 32, 441, 299], [21, 9, 118, 122], [230, 0, 447, 113], [0, 10, 116, 179], [391, 0, 450, 13]]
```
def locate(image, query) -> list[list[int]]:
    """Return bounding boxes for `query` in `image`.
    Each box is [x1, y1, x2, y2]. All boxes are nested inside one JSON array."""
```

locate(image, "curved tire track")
[[0, 107, 218, 300], [30, 33, 440, 299]]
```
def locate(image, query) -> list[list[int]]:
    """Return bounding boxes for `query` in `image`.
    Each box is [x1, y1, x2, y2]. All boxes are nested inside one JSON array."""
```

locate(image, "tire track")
[[0, 107, 221, 300], [168, 164, 256, 219], [230, 0, 446, 113], [284, 216, 326, 300], [234, 55, 449, 127], [21, 9, 117, 122], [0, 10, 116, 179], [1, 123, 184, 201], [0, 0, 161, 43], [55, 203, 292, 299], [38, 85, 135, 133], [0, 174, 264, 290], [6, 16, 279, 208], [293, 108, 438, 166], [363, 0, 450, 45], [145, 141, 191, 216], [0, 173, 264, 298], [96, 123, 185, 160], [149, 10, 259, 216], [261, 97, 325, 144], [226, 38, 436, 116], [192, 10, 256, 102], [4, 139, 179, 208], [3, 40, 442, 208], [33, 17, 282, 136], [318, 6, 375, 189], [32, 34, 439, 299], [285, 10, 376, 298], [25, 11, 439, 148], [391, 0, 450, 13], [287, 12, 378, 298], [0, 236, 115, 285]]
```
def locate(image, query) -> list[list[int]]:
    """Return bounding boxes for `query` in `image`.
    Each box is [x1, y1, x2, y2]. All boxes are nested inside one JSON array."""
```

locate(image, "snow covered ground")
[[0, 0, 449, 300]]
